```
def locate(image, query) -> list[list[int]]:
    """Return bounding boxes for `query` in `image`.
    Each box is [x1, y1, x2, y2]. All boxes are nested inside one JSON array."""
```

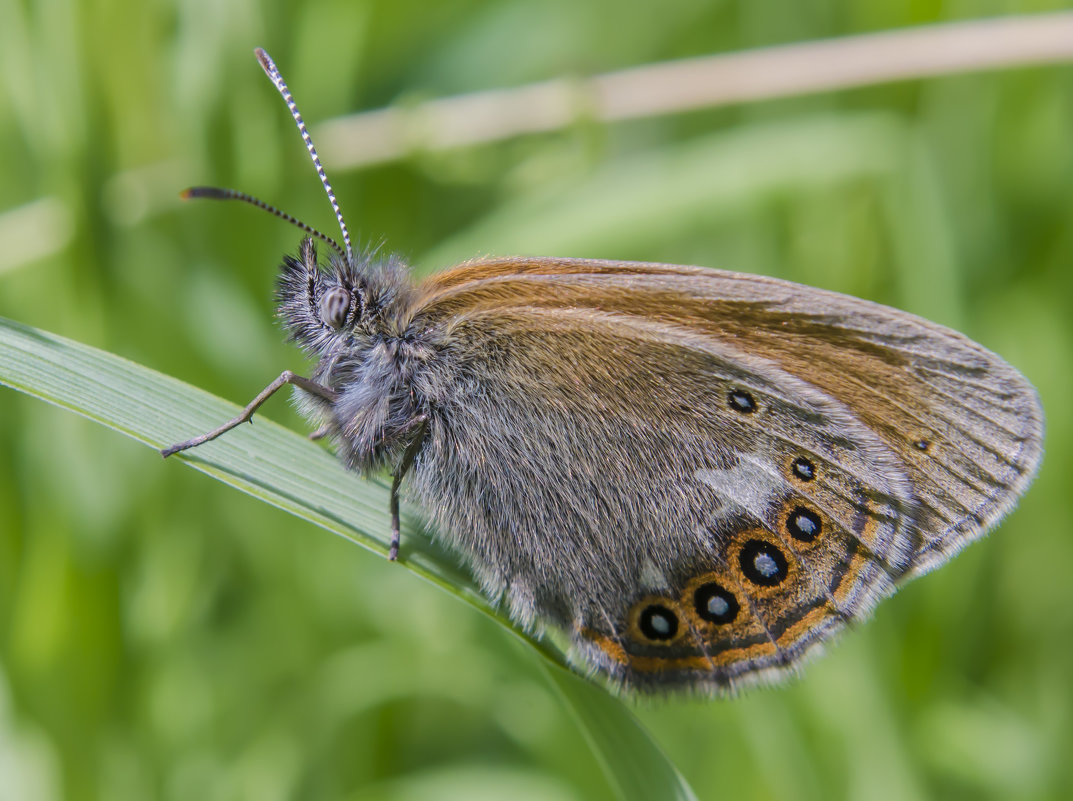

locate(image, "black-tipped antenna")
[[181, 186, 346, 260], [254, 48, 355, 266]]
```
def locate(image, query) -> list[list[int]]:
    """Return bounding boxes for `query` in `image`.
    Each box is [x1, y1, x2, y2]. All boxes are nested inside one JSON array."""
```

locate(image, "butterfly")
[[164, 49, 1044, 694]]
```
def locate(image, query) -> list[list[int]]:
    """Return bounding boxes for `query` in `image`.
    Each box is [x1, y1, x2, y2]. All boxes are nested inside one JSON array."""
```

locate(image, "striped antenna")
[[180, 187, 346, 260], [255, 48, 355, 266]]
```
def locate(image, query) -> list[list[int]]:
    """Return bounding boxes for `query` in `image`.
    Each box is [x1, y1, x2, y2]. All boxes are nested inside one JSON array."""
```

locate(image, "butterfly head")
[[277, 235, 421, 361], [273, 236, 356, 346]]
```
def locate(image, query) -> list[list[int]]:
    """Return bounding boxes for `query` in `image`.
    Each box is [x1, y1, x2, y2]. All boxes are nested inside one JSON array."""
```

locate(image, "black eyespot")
[[914, 439, 930, 452], [319, 286, 352, 329], [791, 457, 816, 481], [739, 540, 789, 587], [638, 604, 679, 641], [694, 582, 739, 624], [787, 506, 822, 542], [728, 389, 757, 414]]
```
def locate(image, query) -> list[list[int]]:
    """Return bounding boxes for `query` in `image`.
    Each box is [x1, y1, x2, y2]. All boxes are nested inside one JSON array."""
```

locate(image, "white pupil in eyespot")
[[707, 595, 729, 616], [754, 552, 779, 578], [320, 287, 351, 328], [650, 614, 671, 634]]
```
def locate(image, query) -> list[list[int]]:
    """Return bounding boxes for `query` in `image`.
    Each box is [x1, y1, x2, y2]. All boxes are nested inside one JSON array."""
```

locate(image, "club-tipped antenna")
[[255, 47, 355, 266], [181, 186, 346, 260]]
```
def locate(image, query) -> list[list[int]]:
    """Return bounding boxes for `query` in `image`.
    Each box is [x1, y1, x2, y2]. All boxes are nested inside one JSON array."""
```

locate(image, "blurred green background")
[[1, 1, 1072, 799]]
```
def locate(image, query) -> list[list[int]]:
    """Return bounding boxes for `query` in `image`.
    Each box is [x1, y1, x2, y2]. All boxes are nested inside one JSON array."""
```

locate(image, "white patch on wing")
[[638, 558, 670, 592], [694, 454, 788, 521]]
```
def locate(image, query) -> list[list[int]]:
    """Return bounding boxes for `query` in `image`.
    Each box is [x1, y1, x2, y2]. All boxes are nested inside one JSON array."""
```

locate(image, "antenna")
[[181, 186, 346, 260], [254, 47, 355, 266]]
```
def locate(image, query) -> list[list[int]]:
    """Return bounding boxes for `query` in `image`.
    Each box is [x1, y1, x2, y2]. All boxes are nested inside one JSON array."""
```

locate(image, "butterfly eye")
[[638, 604, 679, 641], [739, 540, 789, 587], [319, 286, 352, 329]]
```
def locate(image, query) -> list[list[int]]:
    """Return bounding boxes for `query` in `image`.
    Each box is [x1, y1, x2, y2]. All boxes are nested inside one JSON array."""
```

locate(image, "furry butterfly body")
[[166, 49, 1043, 694]]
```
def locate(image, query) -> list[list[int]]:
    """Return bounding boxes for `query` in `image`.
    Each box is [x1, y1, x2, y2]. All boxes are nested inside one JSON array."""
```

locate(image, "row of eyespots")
[[635, 580, 743, 643], [632, 505, 826, 644]]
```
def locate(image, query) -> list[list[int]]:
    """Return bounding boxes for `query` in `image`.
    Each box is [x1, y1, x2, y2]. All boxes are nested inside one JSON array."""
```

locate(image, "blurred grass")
[[1, 2, 1072, 800]]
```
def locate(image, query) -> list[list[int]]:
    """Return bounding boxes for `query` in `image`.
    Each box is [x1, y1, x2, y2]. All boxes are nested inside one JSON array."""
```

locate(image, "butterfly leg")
[[308, 424, 332, 441], [161, 371, 338, 457], [388, 417, 429, 561]]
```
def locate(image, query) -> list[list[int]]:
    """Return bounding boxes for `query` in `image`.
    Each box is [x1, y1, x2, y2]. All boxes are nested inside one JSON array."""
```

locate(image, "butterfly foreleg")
[[161, 370, 339, 457]]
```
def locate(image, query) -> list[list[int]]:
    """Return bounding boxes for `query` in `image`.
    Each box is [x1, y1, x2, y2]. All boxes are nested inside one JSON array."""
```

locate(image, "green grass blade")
[[0, 315, 477, 596], [543, 663, 699, 801], [0, 315, 698, 801]]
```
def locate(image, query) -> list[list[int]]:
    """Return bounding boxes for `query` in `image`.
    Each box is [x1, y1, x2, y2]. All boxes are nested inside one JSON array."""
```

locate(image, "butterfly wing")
[[404, 258, 1042, 692]]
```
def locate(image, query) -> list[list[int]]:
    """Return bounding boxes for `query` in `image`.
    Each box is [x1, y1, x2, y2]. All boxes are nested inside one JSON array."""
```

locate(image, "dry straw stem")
[[319, 12, 1073, 168]]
